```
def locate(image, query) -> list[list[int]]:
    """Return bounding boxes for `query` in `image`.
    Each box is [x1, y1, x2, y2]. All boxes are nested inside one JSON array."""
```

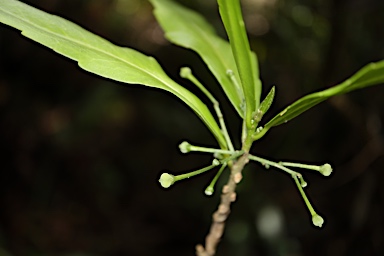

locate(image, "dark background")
[[0, 0, 384, 255]]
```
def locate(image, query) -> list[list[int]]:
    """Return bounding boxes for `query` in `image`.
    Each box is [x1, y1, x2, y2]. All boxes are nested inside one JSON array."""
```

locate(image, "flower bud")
[[205, 187, 214, 196], [212, 159, 220, 166], [319, 164, 332, 176], [159, 173, 175, 188], [299, 176, 308, 188], [179, 141, 191, 154], [180, 67, 192, 78], [312, 214, 324, 228]]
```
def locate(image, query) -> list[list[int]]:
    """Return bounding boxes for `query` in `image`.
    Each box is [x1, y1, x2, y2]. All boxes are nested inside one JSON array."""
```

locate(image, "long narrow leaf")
[[0, 0, 226, 148], [264, 60, 384, 130], [251, 51, 262, 109], [150, 0, 244, 118], [217, 0, 261, 128]]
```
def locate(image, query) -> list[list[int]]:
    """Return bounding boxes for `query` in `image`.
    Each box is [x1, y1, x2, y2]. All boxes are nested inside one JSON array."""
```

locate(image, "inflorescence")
[[159, 67, 332, 228], [159, 140, 332, 228]]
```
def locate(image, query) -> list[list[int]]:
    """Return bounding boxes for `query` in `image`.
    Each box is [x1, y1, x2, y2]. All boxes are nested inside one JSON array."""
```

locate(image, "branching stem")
[[196, 153, 249, 256]]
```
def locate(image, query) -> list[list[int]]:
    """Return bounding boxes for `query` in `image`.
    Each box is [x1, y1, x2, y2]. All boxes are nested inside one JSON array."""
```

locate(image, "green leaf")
[[259, 86, 275, 115], [264, 60, 384, 130], [150, 0, 245, 118], [251, 51, 262, 110], [0, 0, 226, 148], [254, 86, 275, 123], [217, 0, 261, 128]]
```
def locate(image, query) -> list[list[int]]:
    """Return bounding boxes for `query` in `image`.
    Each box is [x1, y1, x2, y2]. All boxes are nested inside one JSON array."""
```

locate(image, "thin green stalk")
[[204, 150, 244, 195], [280, 161, 333, 176], [292, 175, 316, 216], [159, 160, 221, 189], [174, 160, 220, 182], [248, 154, 302, 177], [214, 101, 234, 152], [292, 175, 324, 228], [180, 67, 234, 151], [189, 145, 237, 155], [180, 67, 216, 103], [205, 163, 227, 196], [280, 162, 321, 171]]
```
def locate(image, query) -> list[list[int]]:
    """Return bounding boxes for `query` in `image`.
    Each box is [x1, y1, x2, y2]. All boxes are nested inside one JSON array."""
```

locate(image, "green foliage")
[[254, 86, 275, 123], [263, 60, 384, 131], [217, 0, 262, 128], [0, 0, 226, 148], [150, 0, 244, 118], [2, 0, 383, 148], [1, 0, 384, 253]]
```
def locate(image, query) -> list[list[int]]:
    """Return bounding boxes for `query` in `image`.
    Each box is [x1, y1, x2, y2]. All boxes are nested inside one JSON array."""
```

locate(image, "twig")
[[195, 153, 249, 256]]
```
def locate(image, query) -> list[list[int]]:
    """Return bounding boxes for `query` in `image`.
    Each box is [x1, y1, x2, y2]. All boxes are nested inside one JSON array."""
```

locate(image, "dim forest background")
[[0, 0, 384, 255]]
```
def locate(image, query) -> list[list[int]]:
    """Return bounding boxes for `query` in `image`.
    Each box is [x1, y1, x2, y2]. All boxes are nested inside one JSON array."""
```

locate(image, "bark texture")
[[196, 153, 249, 256]]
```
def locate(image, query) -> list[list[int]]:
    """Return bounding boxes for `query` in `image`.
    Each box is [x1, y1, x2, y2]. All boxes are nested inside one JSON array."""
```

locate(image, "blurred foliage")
[[0, 0, 383, 255]]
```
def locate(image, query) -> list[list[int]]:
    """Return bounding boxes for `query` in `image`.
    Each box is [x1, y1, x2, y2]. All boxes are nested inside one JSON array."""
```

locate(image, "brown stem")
[[195, 153, 249, 256]]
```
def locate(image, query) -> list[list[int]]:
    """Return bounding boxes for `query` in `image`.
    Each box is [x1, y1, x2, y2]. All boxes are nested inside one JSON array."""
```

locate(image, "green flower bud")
[[180, 67, 192, 78], [205, 187, 214, 196], [159, 173, 175, 188], [312, 214, 324, 228], [299, 176, 308, 188], [319, 164, 332, 176], [179, 141, 191, 154], [212, 159, 220, 166]]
